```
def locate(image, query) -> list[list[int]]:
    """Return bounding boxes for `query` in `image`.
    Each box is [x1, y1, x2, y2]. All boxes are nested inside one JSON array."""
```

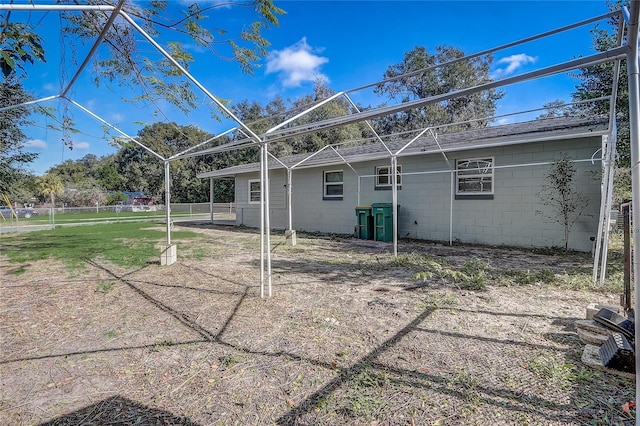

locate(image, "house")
[[198, 116, 612, 252]]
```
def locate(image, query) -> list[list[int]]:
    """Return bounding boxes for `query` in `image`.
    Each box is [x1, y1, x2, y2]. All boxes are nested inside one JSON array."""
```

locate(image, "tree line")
[[1, 1, 630, 207]]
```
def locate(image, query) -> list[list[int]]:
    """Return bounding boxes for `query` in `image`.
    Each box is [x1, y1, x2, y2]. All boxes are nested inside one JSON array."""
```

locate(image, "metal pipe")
[[210, 177, 214, 224], [449, 171, 454, 246], [265, 91, 345, 134], [164, 161, 171, 246], [68, 99, 166, 161], [169, 127, 238, 160], [264, 143, 273, 297], [621, 3, 640, 418], [391, 155, 398, 257], [261, 48, 628, 143], [61, 0, 126, 97], [260, 143, 265, 298], [346, 10, 621, 95], [0, 94, 60, 112], [287, 169, 293, 231]]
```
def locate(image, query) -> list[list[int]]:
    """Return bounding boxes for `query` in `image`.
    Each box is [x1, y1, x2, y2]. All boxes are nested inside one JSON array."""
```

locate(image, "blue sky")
[[11, 0, 616, 175]]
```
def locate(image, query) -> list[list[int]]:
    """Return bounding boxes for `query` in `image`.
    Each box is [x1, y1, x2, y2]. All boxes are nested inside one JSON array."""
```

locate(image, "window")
[[375, 165, 402, 190], [248, 179, 261, 204], [456, 158, 493, 197], [323, 170, 343, 200]]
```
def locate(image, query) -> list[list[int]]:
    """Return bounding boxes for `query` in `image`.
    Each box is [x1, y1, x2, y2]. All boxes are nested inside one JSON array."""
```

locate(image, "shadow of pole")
[[275, 306, 437, 425]]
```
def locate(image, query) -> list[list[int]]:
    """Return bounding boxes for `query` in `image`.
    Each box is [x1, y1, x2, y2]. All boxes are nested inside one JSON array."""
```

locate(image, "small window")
[[323, 170, 343, 200], [248, 179, 261, 204], [375, 165, 402, 190], [456, 158, 493, 197]]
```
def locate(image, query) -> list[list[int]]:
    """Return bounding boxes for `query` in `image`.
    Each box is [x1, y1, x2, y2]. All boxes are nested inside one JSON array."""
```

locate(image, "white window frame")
[[248, 179, 261, 204], [323, 170, 344, 199], [375, 165, 402, 189], [455, 157, 494, 196]]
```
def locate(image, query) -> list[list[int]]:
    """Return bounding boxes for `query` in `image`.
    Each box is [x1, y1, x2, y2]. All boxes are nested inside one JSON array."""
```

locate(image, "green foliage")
[[95, 280, 114, 294], [373, 45, 503, 133], [413, 257, 488, 290], [106, 191, 128, 206], [0, 21, 46, 77], [0, 81, 38, 196], [528, 352, 577, 390], [572, 1, 629, 166], [500, 268, 556, 286], [36, 173, 64, 207], [57, 0, 284, 118], [342, 366, 389, 418], [536, 154, 590, 253]]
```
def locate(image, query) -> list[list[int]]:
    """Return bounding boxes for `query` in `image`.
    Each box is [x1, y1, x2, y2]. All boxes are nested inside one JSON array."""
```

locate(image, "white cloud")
[[74, 141, 90, 150], [110, 112, 124, 123], [42, 83, 56, 94], [24, 139, 47, 149], [266, 37, 329, 88], [493, 53, 537, 78]]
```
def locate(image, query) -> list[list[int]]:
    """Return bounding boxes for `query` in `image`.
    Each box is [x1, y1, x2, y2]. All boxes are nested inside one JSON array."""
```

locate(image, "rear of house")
[[200, 117, 610, 252]]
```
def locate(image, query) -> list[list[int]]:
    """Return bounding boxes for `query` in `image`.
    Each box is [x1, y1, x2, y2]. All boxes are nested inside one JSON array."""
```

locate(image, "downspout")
[[622, 2, 640, 418]]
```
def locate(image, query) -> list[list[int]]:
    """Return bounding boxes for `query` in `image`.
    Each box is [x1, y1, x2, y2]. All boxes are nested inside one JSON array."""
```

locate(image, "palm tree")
[[37, 173, 64, 207]]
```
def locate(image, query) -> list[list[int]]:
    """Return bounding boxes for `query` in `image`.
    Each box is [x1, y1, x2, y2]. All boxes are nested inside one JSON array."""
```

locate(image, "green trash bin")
[[371, 203, 398, 242], [355, 206, 373, 240]]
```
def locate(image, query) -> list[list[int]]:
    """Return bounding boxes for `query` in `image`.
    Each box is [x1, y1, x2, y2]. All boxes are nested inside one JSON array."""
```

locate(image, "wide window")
[[248, 179, 261, 204], [456, 158, 493, 196], [375, 165, 402, 189], [323, 170, 343, 200]]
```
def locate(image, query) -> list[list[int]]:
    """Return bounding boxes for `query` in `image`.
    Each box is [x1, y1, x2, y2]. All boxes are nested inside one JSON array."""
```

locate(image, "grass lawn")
[[1, 222, 204, 269]]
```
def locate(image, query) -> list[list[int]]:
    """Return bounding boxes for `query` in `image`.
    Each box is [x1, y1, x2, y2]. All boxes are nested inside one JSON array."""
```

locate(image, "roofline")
[[197, 128, 607, 179]]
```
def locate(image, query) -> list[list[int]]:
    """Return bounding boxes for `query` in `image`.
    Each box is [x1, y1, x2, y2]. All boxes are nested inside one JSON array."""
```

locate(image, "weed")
[[447, 368, 480, 402], [105, 329, 120, 339], [413, 257, 488, 290], [220, 353, 240, 368], [341, 366, 389, 418], [528, 352, 576, 390], [499, 268, 556, 286], [7, 265, 27, 276], [95, 281, 114, 294]]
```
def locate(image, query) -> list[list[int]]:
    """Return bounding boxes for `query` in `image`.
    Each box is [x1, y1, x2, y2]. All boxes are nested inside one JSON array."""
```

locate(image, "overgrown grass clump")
[[1, 222, 203, 269]]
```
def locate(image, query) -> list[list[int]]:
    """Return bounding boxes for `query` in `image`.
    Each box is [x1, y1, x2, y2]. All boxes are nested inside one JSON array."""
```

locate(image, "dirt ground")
[[0, 224, 635, 425]]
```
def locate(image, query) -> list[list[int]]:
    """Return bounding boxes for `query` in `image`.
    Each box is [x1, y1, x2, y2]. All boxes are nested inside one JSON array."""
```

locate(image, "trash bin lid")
[[371, 203, 393, 208]]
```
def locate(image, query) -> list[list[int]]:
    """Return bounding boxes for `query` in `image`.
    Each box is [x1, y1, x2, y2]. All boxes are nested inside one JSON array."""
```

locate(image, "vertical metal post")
[[287, 168, 293, 231], [449, 171, 455, 245], [624, 2, 640, 417], [622, 203, 631, 314], [391, 156, 398, 257], [264, 143, 273, 297], [260, 144, 265, 298], [164, 161, 171, 246], [210, 177, 214, 224]]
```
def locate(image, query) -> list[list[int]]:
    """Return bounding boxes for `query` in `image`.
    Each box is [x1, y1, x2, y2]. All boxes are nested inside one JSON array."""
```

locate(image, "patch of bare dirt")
[[0, 225, 634, 425]]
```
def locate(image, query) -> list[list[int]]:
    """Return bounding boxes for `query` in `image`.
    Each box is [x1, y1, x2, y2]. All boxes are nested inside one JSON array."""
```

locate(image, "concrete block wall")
[[233, 135, 604, 252]]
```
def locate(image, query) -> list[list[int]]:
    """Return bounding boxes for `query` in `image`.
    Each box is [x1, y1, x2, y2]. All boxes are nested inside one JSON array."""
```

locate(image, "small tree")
[[536, 154, 590, 253], [37, 173, 64, 207]]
